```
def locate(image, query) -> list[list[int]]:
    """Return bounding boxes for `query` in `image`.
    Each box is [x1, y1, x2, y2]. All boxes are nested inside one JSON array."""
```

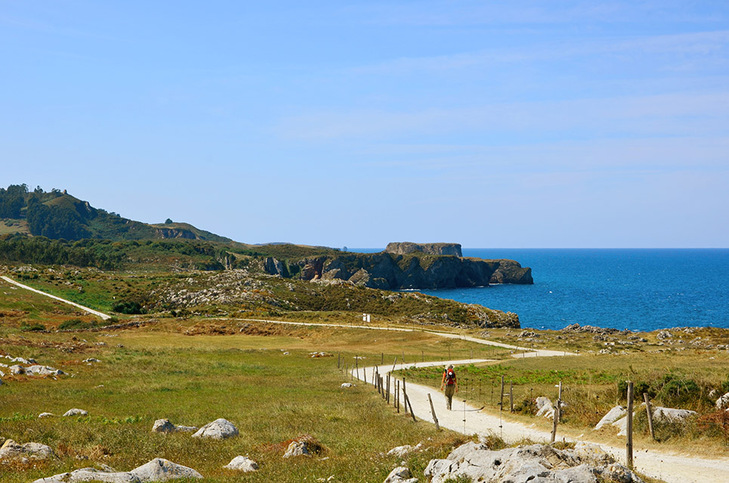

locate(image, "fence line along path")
[[354, 359, 729, 483]]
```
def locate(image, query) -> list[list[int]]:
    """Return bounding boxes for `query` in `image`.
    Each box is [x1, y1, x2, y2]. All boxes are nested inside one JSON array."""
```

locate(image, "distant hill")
[[0, 184, 231, 242]]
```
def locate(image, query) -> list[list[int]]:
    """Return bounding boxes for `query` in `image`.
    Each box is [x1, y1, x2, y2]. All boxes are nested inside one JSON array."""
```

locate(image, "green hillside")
[[0, 184, 231, 242]]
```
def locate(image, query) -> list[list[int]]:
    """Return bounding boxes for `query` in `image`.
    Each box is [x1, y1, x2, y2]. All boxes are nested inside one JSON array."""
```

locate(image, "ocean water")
[[356, 249, 729, 332]]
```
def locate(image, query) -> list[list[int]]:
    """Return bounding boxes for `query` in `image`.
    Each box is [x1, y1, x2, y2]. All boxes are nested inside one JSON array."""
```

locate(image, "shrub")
[[112, 300, 145, 314], [20, 322, 46, 332], [59, 318, 99, 330]]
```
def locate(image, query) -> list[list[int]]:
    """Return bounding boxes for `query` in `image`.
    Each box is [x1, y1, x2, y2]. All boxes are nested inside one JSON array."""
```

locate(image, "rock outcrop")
[[424, 441, 643, 483], [265, 249, 532, 290], [33, 459, 203, 483], [385, 242, 462, 257]]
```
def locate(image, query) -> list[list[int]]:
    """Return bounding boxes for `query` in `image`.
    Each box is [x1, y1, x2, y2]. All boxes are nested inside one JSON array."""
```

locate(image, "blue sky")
[[2, 1, 727, 248]]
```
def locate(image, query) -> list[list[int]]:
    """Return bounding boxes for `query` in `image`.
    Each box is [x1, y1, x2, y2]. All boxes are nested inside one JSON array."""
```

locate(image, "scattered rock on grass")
[[424, 441, 643, 483], [0, 439, 55, 461], [63, 408, 88, 417], [652, 406, 697, 423], [283, 441, 310, 458], [152, 419, 198, 434], [33, 459, 203, 483], [191, 418, 238, 440], [716, 392, 729, 409], [130, 457, 203, 481], [387, 443, 422, 458], [341, 383, 353, 388], [39, 412, 54, 418], [384, 466, 418, 483], [594, 406, 627, 431], [33, 467, 139, 483], [535, 396, 554, 419], [224, 455, 259, 472]]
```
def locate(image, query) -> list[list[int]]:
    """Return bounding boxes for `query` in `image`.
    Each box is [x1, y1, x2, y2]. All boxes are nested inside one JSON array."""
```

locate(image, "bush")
[[59, 318, 99, 330], [112, 300, 145, 314], [20, 322, 46, 332]]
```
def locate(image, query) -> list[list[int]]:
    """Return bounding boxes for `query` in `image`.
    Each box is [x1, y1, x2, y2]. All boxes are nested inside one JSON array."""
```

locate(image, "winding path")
[[0, 275, 111, 320], [357, 359, 729, 483]]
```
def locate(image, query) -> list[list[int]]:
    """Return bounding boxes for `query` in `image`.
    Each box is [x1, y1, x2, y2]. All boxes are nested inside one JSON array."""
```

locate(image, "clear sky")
[[2, 1, 727, 248]]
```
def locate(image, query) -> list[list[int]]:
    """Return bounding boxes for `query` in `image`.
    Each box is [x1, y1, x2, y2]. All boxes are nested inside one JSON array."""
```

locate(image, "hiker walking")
[[440, 364, 458, 410]]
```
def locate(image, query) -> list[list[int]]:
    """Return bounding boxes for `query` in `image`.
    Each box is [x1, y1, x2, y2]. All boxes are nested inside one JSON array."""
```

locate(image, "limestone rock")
[[39, 412, 55, 418], [384, 466, 418, 483], [535, 396, 555, 419], [652, 406, 697, 423], [33, 467, 140, 483], [64, 408, 88, 417], [130, 458, 203, 481], [10, 364, 25, 375], [595, 406, 627, 430], [224, 455, 259, 472], [26, 365, 65, 376], [387, 443, 422, 458], [152, 419, 177, 433], [341, 383, 353, 388], [283, 440, 309, 458], [716, 392, 729, 409], [0, 439, 55, 460], [424, 442, 644, 483], [191, 418, 238, 440]]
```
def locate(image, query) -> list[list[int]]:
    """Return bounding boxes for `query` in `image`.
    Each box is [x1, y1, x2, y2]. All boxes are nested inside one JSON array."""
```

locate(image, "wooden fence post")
[[510, 382, 514, 412], [500, 375, 505, 409], [644, 392, 655, 441], [627, 381, 634, 470], [386, 374, 391, 404], [428, 393, 440, 430], [403, 378, 408, 415], [405, 394, 417, 422], [337, 352, 341, 369], [396, 380, 400, 413], [392, 357, 398, 373]]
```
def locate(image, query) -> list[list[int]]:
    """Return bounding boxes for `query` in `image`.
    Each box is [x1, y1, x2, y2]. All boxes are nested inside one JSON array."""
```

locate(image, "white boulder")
[[33, 467, 140, 483], [191, 418, 238, 440], [424, 442, 643, 483], [535, 396, 555, 418], [384, 466, 418, 483], [652, 406, 697, 423], [39, 412, 55, 418], [63, 408, 88, 417], [594, 406, 627, 430], [130, 458, 203, 481], [0, 439, 55, 460], [284, 440, 312, 458], [716, 392, 729, 410], [224, 455, 259, 472]]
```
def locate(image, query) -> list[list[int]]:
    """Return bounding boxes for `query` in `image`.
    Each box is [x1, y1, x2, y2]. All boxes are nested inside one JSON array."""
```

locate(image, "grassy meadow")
[[1, 312, 506, 483]]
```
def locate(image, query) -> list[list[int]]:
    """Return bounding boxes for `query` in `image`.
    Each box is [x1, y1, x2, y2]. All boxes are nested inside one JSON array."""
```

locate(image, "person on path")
[[440, 364, 458, 410]]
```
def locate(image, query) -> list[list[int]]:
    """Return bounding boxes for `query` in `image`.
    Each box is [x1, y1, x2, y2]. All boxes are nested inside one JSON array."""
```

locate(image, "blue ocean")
[[358, 249, 729, 332]]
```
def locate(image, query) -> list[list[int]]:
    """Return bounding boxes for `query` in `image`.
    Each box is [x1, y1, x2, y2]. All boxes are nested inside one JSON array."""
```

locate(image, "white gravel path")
[[1, 275, 111, 320], [357, 359, 729, 483]]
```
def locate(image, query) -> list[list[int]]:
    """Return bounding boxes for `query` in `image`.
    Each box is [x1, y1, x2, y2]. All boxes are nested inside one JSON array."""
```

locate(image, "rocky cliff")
[[385, 242, 463, 257], [263, 247, 532, 290]]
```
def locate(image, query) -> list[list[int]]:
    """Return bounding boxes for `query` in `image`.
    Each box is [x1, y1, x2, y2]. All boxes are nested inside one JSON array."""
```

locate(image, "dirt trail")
[[0, 275, 111, 320], [358, 359, 729, 483]]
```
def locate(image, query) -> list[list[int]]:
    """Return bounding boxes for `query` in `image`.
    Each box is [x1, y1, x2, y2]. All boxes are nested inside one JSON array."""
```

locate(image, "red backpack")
[[445, 368, 456, 385]]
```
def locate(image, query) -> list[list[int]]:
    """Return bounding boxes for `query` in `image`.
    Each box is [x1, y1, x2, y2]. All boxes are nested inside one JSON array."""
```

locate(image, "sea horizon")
[[352, 248, 729, 332]]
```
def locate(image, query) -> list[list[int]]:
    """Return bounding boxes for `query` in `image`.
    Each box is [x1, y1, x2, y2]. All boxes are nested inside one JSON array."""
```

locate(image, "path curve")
[[1, 275, 111, 320], [357, 359, 729, 483]]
